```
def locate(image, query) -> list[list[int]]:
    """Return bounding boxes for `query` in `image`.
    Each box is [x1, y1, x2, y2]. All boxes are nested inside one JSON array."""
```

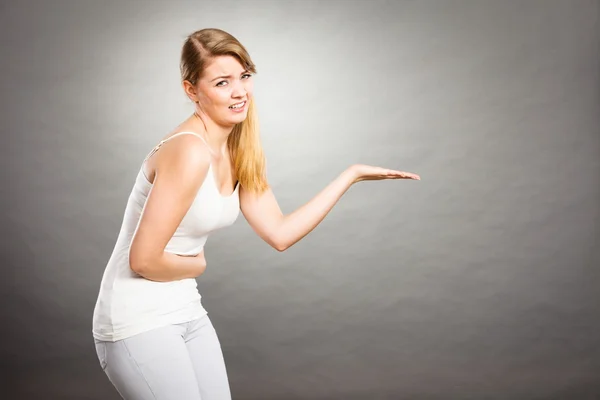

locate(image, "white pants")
[[94, 314, 232, 400]]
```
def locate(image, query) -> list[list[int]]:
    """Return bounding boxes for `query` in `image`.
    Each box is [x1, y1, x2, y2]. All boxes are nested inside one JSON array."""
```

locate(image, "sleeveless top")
[[92, 131, 240, 342]]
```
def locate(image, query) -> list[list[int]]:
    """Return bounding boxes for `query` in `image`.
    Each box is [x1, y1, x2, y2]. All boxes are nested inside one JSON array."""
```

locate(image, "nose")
[[231, 79, 247, 98]]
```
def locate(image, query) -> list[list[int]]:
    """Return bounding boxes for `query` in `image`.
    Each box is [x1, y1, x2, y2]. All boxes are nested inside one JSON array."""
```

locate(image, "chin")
[[229, 112, 248, 123]]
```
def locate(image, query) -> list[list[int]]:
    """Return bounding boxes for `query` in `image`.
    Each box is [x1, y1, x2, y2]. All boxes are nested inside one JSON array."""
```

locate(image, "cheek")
[[209, 90, 230, 108], [245, 80, 254, 95]]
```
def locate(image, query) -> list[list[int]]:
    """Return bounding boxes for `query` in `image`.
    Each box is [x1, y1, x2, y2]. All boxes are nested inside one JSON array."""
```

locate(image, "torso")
[[143, 129, 237, 196], [92, 129, 241, 342]]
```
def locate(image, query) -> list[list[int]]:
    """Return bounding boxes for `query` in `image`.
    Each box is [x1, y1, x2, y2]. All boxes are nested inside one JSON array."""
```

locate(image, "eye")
[[216, 73, 252, 87]]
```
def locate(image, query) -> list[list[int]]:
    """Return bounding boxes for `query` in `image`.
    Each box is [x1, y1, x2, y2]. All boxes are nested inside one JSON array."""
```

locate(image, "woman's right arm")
[[128, 136, 211, 282]]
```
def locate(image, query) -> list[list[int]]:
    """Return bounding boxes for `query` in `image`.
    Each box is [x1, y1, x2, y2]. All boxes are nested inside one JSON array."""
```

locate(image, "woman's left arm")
[[239, 164, 420, 252], [239, 168, 356, 252]]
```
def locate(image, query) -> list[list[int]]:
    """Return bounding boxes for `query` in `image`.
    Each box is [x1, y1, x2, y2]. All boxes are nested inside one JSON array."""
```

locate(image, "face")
[[188, 55, 254, 127]]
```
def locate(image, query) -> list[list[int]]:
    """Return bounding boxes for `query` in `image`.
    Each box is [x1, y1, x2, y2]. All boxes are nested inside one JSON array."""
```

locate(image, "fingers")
[[387, 169, 420, 180]]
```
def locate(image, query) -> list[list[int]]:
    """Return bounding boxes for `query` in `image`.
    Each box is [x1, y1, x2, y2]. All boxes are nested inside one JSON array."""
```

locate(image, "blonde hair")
[[180, 28, 269, 194]]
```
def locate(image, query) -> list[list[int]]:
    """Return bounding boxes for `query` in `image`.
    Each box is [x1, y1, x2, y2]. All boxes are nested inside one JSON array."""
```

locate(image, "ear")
[[182, 80, 199, 103]]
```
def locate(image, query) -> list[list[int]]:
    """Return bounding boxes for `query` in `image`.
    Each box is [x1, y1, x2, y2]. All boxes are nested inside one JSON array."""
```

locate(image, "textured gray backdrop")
[[1, 0, 599, 399]]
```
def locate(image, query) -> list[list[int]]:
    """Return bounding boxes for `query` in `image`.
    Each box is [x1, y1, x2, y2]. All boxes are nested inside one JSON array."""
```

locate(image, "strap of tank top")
[[144, 131, 214, 161]]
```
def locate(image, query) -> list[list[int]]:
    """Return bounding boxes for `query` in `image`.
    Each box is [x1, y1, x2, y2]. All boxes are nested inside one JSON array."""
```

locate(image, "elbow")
[[128, 250, 152, 275], [129, 257, 147, 275], [275, 243, 287, 252], [271, 237, 288, 252], [128, 239, 164, 276]]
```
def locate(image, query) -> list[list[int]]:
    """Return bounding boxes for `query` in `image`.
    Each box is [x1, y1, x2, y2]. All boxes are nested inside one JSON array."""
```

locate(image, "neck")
[[192, 111, 234, 158]]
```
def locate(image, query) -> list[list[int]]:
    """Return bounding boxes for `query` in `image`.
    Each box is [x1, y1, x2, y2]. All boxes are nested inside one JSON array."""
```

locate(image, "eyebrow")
[[210, 70, 250, 82]]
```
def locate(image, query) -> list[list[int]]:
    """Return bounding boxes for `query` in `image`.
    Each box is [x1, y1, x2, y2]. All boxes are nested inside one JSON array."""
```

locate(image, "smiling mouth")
[[229, 101, 246, 109]]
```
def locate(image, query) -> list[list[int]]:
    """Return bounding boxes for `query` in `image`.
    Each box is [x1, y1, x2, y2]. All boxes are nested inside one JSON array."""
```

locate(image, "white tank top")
[[92, 132, 240, 342]]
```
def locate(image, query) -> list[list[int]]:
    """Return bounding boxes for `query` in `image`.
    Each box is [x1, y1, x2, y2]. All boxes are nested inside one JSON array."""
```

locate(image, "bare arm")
[[240, 164, 420, 252], [128, 136, 211, 282], [240, 168, 356, 252]]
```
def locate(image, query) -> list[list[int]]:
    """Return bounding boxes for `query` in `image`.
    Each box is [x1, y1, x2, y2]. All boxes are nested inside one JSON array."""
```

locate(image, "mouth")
[[228, 100, 247, 110]]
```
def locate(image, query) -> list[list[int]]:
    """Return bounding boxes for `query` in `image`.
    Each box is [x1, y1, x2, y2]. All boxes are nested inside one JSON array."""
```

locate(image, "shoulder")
[[157, 132, 210, 162], [155, 133, 211, 182]]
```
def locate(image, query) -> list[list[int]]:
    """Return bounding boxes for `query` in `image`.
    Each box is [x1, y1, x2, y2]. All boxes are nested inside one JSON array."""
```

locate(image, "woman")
[[92, 28, 420, 400]]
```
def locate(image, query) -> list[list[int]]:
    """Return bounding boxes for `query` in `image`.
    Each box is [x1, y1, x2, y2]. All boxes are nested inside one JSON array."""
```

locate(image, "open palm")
[[350, 164, 421, 182]]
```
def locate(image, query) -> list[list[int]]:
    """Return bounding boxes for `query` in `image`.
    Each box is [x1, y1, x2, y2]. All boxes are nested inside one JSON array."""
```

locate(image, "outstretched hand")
[[349, 164, 420, 183]]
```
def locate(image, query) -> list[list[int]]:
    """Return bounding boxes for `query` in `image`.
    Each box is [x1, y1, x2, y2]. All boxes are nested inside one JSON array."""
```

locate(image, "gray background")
[[1, 0, 599, 399]]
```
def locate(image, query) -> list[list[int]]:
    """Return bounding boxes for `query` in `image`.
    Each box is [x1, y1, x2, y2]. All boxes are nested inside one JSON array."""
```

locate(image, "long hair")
[[180, 28, 269, 194]]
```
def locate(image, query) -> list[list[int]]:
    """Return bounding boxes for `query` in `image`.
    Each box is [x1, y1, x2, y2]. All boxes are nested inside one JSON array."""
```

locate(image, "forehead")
[[204, 55, 245, 76]]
